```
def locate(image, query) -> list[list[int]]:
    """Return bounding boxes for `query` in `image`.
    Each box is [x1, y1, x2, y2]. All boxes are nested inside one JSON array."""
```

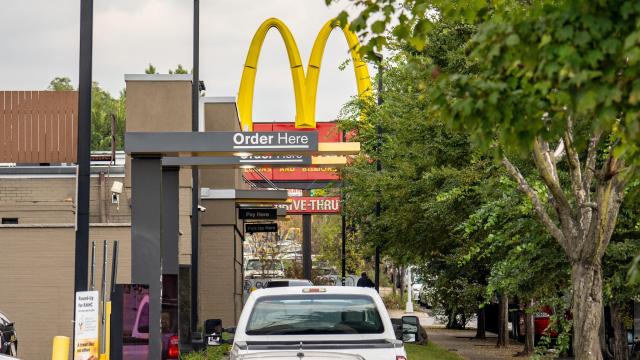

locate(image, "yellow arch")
[[238, 19, 372, 131]]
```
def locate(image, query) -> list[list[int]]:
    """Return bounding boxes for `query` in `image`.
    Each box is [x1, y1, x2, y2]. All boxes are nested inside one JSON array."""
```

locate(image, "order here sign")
[[276, 196, 341, 214]]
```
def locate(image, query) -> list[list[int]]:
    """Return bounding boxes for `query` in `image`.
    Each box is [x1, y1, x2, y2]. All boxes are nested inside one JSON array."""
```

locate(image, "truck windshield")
[[246, 294, 384, 335]]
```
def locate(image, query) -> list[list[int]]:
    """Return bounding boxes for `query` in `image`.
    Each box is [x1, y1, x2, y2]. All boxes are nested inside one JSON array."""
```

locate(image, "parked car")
[[411, 283, 423, 302], [0, 312, 17, 357], [230, 286, 407, 360], [123, 294, 179, 359], [244, 258, 285, 279], [265, 279, 313, 288]]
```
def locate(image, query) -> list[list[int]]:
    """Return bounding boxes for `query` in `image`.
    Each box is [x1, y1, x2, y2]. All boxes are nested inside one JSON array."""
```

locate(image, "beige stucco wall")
[[0, 224, 131, 360]]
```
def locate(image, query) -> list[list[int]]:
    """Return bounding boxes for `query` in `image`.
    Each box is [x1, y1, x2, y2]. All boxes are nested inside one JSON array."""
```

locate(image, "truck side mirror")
[[401, 315, 420, 343]]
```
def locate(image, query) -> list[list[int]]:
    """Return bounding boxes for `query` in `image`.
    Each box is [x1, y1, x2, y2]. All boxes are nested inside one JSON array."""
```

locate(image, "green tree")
[[48, 78, 125, 151], [334, 1, 640, 357], [48, 77, 74, 91]]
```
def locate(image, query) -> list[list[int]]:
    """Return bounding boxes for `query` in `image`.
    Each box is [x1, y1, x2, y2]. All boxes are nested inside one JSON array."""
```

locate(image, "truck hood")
[[237, 351, 364, 360]]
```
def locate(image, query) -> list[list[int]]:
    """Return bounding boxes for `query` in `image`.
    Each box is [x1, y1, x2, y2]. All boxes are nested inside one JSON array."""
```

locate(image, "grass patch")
[[181, 342, 462, 360], [405, 342, 464, 360]]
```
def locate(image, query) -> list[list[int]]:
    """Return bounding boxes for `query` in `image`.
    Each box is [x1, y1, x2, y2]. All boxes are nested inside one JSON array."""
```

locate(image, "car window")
[[246, 294, 384, 335]]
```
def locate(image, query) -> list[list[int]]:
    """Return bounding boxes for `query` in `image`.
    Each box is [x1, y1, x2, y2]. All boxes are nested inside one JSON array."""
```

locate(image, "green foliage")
[[180, 345, 230, 360], [145, 63, 158, 74], [48, 77, 125, 151], [91, 83, 125, 150], [169, 64, 189, 74], [48, 77, 74, 91]]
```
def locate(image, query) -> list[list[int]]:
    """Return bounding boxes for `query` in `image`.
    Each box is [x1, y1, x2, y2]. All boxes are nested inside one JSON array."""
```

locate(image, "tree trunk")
[[523, 299, 535, 355], [497, 293, 509, 348], [572, 262, 604, 360], [391, 267, 397, 295], [610, 303, 629, 360], [476, 307, 486, 339]]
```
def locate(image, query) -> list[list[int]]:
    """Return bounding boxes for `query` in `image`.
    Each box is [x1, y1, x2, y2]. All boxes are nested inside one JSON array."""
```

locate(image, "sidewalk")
[[389, 309, 524, 360]]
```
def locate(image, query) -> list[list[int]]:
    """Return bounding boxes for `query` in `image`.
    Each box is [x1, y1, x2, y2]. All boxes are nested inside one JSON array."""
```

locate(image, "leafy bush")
[[181, 345, 231, 360]]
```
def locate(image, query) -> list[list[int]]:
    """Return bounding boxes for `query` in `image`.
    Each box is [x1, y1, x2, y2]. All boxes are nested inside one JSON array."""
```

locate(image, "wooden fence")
[[0, 91, 78, 163]]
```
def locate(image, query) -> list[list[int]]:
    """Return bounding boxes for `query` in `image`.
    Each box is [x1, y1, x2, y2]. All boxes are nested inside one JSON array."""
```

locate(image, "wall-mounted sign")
[[74, 290, 99, 360], [245, 223, 278, 233], [276, 196, 341, 214], [239, 208, 277, 220]]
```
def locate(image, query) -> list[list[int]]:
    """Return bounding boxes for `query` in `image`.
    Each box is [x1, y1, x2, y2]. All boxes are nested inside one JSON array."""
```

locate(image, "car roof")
[[250, 286, 380, 298]]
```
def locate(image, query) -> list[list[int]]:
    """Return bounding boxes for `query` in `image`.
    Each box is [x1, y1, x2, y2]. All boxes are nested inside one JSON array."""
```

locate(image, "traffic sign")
[[239, 208, 277, 220], [245, 223, 278, 233]]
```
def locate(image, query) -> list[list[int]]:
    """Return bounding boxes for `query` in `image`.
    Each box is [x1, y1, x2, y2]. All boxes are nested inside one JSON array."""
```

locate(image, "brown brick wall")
[[0, 225, 131, 360]]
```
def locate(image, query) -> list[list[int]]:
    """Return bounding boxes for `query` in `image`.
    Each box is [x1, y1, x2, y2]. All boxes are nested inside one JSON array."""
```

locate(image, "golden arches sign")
[[238, 18, 372, 131]]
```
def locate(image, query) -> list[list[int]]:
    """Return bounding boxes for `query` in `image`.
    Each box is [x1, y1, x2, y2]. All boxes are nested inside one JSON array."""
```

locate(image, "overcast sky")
[[0, 0, 368, 122]]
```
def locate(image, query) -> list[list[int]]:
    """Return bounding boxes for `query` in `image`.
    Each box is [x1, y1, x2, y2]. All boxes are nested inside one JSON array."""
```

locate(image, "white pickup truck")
[[230, 286, 407, 360]]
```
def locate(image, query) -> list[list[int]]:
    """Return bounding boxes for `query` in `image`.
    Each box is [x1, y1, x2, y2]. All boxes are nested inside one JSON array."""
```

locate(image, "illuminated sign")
[[238, 18, 372, 130]]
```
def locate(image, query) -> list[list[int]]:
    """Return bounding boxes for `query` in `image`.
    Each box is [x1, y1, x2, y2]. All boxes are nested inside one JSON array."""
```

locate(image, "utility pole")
[[75, 0, 93, 299], [374, 54, 383, 292], [191, 0, 200, 333]]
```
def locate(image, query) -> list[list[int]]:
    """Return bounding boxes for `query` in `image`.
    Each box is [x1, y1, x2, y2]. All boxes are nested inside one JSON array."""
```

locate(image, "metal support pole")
[[374, 54, 383, 292], [191, 0, 200, 333], [75, 0, 93, 299], [303, 188, 312, 281], [303, 214, 312, 281], [110, 241, 119, 296], [90, 241, 96, 291], [100, 241, 108, 354], [341, 131, 347, 286], [131, 156, 163, 359]]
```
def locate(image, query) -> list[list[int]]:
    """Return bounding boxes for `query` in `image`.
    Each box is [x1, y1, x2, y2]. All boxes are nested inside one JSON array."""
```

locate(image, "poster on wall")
[[74, 290, 99, 360]]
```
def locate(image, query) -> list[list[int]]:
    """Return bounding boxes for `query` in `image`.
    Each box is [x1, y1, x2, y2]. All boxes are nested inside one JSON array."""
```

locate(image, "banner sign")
[[276, 196, 341, 214], [74, 290, 99, 360], [239, 208, 277, 220], [246, 223, 278, 233]]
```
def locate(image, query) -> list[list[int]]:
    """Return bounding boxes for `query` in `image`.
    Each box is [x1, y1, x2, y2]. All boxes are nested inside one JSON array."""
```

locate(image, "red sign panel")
[[276, 196, 341, 214], [243, 122, 342, 182]]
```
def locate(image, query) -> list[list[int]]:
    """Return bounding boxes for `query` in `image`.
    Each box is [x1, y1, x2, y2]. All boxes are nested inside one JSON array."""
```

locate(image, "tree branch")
[[502, 156, 567, 249], [532, 137, 574, 217], [562, 117, 585, 206], [582, 130, 602, 200]]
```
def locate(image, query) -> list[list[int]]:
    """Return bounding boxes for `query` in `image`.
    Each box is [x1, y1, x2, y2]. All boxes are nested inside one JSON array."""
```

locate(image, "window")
[[246, 294, 384, 335], [1, 218, 18, 225]]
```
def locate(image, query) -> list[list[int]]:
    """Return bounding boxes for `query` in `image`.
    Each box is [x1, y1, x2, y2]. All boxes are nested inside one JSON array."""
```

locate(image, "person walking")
[[357, 272, 374, 288]]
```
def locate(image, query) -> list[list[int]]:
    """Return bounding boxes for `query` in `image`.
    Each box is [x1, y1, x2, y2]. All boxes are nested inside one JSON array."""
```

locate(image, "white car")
[[230, 286, 407, 360]]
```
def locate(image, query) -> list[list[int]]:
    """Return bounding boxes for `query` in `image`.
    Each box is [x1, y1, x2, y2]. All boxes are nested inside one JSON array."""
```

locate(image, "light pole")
[[191, 0, 200, 334], [75, 0, 93, 319]]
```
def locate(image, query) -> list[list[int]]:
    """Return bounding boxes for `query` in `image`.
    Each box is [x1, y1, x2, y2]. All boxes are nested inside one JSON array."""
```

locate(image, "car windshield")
[[246, 260, 281, 271], [246, 294, 384, 335]]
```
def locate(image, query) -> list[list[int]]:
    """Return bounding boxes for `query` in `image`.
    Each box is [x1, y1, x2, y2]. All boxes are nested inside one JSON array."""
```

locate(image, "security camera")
[[198, 205, 207, 212], [111, 181, 123, 194]]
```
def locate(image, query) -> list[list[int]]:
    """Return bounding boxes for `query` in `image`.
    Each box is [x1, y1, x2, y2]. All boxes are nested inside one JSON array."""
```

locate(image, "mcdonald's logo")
[[238, 18, 372, 131]]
